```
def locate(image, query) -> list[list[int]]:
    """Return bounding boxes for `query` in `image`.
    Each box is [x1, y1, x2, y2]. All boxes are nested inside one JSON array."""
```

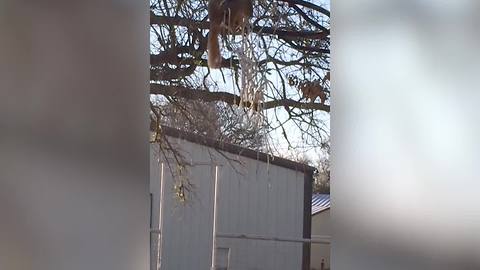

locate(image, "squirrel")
[[207, 0, 253, 69]]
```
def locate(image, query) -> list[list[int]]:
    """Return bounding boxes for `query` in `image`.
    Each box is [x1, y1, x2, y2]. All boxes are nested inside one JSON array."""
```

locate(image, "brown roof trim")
[[158, 125, 316, 173], [302, 169, 313, 270]]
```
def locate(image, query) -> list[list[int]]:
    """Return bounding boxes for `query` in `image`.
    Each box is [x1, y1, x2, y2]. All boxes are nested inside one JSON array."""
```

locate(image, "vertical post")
[[302, 169, 313, 270], [211, 166, 219, 270], [157, 162, 165, 270], [149, 192, 153, 270]]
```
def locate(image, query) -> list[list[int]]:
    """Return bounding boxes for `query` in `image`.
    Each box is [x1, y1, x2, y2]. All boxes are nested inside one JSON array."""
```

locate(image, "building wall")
[[311, 209, 331, 270], [150, 138, 307, 270]]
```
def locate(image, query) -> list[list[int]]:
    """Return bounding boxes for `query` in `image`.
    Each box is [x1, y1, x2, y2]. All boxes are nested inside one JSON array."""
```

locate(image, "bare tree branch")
[[150, 13, 329, 40], [278, 0, 330, 17], [291, 4, 328, 32], [149, 0, 331, 163], [151, 84, 330, 112], [151, 54, 240, 68]]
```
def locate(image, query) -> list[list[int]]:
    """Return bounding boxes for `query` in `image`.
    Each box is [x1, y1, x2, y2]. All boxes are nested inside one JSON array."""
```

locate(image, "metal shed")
[[150, 126, 315, 270]]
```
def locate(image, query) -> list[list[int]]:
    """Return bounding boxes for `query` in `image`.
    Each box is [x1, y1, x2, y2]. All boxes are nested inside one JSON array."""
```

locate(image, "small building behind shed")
[[310, 193, 331, 270]]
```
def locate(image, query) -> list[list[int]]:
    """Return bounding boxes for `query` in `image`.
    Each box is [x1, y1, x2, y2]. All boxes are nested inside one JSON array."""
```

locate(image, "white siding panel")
[[159, 162, 215, 270], [311, 209, 331, 270]]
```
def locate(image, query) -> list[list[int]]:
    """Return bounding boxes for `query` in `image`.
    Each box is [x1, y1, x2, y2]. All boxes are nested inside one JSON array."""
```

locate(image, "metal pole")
[[157, 162, 165, 270], [216, 233, 331, 244], [210, 166, 219, 270]]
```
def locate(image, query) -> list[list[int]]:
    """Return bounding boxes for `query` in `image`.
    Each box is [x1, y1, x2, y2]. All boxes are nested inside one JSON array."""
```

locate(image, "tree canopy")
[[150, 0, 330, 159]]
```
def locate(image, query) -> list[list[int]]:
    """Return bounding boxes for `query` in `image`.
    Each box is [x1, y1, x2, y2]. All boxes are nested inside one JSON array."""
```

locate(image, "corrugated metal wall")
[[151, 138, 306, 270]]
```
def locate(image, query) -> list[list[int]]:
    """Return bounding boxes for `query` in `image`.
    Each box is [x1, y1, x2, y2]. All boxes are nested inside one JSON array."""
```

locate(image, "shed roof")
[[158, 125, 316, 173], [312, 193, 330, 215]]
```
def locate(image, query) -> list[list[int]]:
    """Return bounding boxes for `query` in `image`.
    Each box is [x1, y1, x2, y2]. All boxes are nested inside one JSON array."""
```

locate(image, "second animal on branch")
[[207, 0, 253, 69]]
